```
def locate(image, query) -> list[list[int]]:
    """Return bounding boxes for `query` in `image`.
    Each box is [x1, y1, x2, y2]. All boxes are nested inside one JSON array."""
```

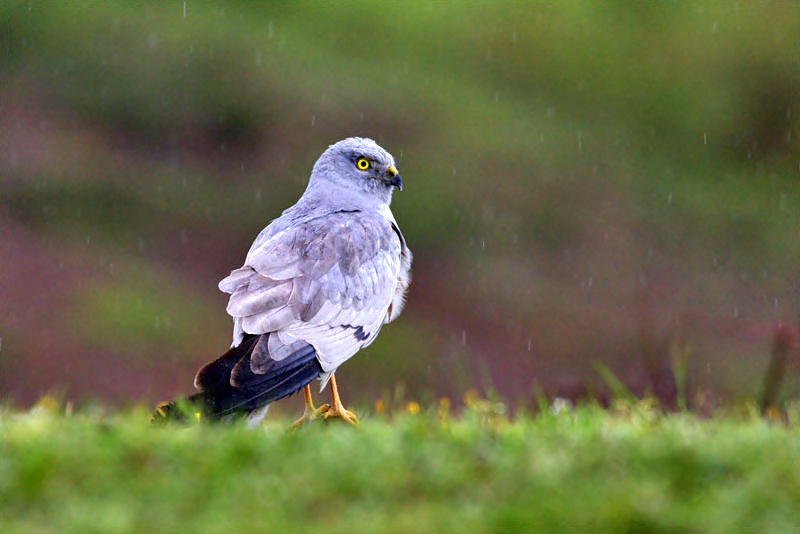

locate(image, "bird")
[[154, 137, 412, 426]]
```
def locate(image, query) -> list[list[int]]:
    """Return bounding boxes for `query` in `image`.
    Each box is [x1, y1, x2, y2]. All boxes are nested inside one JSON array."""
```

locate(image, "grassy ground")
[[2, 398, 799, 533]]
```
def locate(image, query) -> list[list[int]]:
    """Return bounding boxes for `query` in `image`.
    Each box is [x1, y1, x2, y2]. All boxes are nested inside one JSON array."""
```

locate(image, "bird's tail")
[[152, 333, 322, 423]]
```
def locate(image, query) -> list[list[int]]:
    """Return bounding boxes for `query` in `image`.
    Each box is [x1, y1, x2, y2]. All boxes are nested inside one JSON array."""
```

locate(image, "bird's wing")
[[385, 220, 413, 324], [219, 209, 407, 374]]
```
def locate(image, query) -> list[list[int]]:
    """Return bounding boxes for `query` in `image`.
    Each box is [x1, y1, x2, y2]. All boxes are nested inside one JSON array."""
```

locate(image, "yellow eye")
[[355, 157, 370, 170]]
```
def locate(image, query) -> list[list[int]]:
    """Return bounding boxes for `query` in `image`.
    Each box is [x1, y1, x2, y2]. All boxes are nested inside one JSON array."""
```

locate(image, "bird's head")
[[308, 137, 403, 204]]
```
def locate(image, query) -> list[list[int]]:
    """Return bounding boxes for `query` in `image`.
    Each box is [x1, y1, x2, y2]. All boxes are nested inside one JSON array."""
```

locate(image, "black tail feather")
[[194, 334, 260, 400], [153, 333, 322, 422]]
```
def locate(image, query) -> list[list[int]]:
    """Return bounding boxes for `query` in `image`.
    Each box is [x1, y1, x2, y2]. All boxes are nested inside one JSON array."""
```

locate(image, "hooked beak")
[[384, 164, 403, 190]]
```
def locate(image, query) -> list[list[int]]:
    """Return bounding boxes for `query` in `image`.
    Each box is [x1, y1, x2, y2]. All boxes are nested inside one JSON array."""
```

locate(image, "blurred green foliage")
[[0, 1, 798, 407]]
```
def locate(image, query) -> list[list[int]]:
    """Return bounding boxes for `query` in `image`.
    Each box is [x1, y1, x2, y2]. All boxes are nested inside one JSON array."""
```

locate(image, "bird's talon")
[[290, 410, 316, 429], [320, 373, 360, 426], [290, 387, 330, 429], [322, 405, 360, 426], [313, 403, 331, 416]]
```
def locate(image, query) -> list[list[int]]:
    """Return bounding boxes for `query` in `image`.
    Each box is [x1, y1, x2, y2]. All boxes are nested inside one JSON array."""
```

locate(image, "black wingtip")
[[162, 333, 323, 422]]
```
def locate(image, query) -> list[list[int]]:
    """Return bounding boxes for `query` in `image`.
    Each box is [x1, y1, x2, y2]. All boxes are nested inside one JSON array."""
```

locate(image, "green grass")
[[2, 399, 800, 533]]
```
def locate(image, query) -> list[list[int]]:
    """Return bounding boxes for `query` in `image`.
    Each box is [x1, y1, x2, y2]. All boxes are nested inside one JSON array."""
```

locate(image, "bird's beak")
[[384, 165, 403, 191]]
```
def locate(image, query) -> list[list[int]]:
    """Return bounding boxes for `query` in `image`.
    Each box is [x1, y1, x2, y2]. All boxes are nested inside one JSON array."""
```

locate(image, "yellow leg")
[[290, 384, 330, 429], [322, 373, 359, 426]]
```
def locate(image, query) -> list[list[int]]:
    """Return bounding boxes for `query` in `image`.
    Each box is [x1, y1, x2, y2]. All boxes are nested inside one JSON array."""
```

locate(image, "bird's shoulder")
[[247, 205, 402, 266]]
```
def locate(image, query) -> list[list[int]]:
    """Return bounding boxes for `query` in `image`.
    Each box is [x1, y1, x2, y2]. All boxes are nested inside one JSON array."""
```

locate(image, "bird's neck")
[[299, 180, 393, 213]]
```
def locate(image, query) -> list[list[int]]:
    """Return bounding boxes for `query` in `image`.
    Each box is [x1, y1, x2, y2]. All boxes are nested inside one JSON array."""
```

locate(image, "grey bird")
[[154, 137, 412, 426]]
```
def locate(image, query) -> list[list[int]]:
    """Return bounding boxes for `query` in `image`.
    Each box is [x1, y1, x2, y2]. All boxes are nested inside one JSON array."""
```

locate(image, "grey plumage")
[[174, 137, 412, 423]]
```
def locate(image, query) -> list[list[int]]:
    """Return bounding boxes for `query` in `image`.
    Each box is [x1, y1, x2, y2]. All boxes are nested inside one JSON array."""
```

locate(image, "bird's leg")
[[321, 373, 359, 426], [290, 384, 330, 429]]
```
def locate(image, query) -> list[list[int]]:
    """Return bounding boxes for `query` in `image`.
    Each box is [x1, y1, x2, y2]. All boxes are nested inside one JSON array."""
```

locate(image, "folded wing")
[[218, 210, 410, 384]]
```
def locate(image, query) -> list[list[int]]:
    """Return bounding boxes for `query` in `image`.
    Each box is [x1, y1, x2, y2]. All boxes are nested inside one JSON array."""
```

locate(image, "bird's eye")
[[355, 157, 370, 170]]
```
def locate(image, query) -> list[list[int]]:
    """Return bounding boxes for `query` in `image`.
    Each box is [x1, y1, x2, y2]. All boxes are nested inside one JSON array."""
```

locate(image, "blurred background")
[[1, 1, 798, 413]]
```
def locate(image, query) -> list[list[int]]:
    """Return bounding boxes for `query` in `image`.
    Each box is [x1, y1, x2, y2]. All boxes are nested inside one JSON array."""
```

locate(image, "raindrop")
[[733, 306, 738, 318], [268, 21, 273, 38], [311, 116, 315, 126], [667, 192, 672, 204], [461, 330, 467, 346], [183, 2, 187, 17], [526, 340, 531, 352], [512, 31, 517, 42], [495, 92, 499, 102], [452, 167, 457, 177], [703, 132, 707, 145]]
